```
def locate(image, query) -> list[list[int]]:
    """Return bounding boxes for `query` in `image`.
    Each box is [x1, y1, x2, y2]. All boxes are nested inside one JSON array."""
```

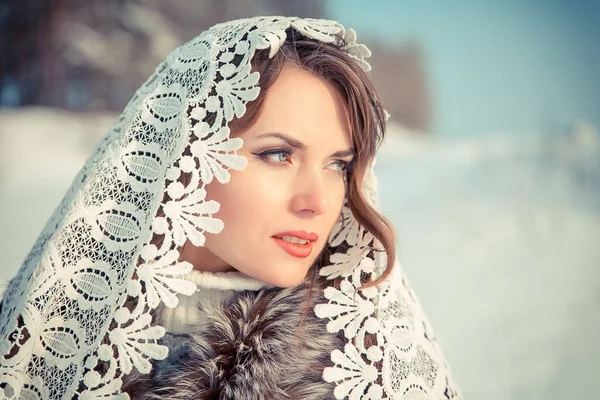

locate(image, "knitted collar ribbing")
[[0, 16, 460, 400], [186, 268, 267, 291]]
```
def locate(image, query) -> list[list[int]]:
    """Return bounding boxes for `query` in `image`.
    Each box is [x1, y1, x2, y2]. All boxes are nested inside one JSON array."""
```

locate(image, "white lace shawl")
[[0, 16, 461, 400]]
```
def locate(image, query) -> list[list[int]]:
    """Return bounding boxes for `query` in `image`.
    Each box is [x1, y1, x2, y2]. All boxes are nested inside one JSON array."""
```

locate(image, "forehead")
[[243, 65, 352, 147]]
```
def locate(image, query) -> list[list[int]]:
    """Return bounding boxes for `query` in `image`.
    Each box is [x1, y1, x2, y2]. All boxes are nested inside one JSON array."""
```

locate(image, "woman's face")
[[182, 64, 353, 287]]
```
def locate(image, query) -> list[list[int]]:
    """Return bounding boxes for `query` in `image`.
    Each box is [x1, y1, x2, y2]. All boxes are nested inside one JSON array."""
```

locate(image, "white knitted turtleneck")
[[160, 269, 268, 334]]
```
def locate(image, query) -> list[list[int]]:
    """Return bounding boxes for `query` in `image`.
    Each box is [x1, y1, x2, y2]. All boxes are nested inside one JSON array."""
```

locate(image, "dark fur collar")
[[123, 279, 342, 399]]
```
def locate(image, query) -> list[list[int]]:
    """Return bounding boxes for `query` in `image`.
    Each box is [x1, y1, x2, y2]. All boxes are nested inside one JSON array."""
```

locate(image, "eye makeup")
[[252, 147, 354, 176]]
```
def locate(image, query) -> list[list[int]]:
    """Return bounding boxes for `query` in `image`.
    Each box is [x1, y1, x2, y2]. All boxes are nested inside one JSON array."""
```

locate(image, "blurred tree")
[[0, 0, 325, 111], [0, 0, 430, 132], [368, 41, 431, 133], [0, 0, 65, 107]]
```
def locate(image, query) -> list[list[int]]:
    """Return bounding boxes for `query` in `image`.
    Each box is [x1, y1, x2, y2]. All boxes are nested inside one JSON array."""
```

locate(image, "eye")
[[253, 149, 293, 164], [327, 159, 353, 175], [329, 160, 348, 172]]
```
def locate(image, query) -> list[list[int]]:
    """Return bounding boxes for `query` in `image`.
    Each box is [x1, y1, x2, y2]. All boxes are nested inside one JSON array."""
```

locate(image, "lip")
[[272, 231, 319, 242], [271, 230, 319, 258]]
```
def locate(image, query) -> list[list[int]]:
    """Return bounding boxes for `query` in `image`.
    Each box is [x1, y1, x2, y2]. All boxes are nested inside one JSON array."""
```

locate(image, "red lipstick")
[[272, 230, 319, 258]]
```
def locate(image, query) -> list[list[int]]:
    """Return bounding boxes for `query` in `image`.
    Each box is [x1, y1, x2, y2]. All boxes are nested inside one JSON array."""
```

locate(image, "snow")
[[1, 109, 598, 399], [376, 122, 600, 399]]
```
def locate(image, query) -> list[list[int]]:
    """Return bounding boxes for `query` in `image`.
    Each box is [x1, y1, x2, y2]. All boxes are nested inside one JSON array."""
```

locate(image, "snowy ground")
[[1, 109, 599, 399]]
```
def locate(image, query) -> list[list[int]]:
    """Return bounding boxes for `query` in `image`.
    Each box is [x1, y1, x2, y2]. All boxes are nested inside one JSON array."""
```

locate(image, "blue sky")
[[325, 0, 600, 137]]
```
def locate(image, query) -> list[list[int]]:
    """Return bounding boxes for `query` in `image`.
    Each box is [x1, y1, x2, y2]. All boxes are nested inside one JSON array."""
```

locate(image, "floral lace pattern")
[[0, 17, 460, 399], [318, 212, 461, 398]]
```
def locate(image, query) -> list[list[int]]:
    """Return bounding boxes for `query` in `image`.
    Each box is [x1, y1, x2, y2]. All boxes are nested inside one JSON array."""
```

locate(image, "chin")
[[261, 266, 311, 288]]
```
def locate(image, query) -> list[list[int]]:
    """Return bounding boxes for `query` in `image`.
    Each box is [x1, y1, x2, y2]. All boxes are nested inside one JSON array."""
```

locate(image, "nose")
[[290, 169, 330, 216]]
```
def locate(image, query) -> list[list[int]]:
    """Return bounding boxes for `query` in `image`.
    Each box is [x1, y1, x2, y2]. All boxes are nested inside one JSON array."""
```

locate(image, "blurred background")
[[1, 0, 599, 398]]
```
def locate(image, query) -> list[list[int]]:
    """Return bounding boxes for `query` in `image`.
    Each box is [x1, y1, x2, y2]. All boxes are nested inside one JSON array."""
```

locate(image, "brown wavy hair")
[[227, 29, 396, 290]]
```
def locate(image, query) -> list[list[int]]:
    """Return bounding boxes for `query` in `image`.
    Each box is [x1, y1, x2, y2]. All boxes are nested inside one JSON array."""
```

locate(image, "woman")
[[0, 17, 460, 399]]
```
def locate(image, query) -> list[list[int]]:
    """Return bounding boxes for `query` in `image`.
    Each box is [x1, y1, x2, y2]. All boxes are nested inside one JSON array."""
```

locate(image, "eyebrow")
[[256, 132, 355, 158]]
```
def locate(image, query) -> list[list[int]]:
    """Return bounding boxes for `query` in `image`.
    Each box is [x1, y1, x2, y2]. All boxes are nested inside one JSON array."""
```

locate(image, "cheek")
[[205, 180, 248, 228], [205, 167, 286, 229], [331, 181, 347, 213], [325, 195, 346, 234], [328, 189, 346, 231]]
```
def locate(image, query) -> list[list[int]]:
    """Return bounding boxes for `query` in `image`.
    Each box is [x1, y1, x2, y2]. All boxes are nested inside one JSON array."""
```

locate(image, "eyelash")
[[252, 148, 352, 175]]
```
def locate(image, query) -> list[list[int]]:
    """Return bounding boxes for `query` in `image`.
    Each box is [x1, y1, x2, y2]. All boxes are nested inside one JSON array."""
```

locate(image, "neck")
[[179, 240, 235, 273]]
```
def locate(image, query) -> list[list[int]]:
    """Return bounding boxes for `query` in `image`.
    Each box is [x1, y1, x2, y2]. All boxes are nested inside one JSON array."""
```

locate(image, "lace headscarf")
[[0, 16, 460, 399]]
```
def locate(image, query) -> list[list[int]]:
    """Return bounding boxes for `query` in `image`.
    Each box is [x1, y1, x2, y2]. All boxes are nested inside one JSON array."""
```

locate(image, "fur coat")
[[122, 278, 344, 399]]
